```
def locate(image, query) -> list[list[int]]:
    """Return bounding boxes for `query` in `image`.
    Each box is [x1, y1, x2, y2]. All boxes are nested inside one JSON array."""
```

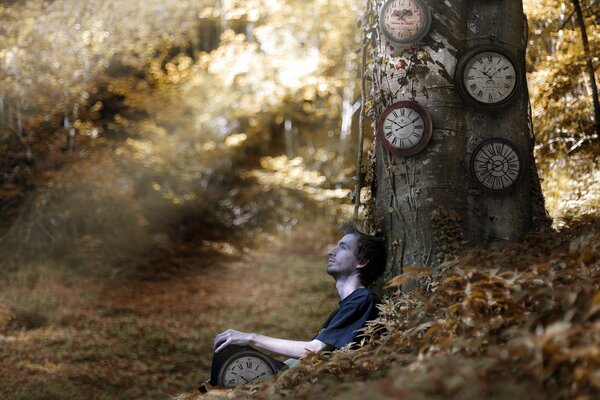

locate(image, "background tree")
[[572, 0, 599, 136], [525, 0, 599, 221], [525, 0, 598, 156], [363, 0, 551, 278]]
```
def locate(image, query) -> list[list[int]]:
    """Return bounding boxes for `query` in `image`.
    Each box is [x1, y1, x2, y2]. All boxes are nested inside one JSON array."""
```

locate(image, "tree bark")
[[365, 0, 550, 279]]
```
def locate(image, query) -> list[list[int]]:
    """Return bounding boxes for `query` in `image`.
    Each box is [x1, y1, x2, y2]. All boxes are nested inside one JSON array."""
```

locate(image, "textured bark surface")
[[366, 0, 550, 279]]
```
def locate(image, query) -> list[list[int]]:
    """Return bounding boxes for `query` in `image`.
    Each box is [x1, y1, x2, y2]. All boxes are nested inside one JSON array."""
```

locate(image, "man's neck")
[[335, 275, 365, 301]]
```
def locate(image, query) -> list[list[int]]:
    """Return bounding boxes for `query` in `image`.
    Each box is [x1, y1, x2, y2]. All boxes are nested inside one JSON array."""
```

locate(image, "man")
[[200, 222, 386, 392]]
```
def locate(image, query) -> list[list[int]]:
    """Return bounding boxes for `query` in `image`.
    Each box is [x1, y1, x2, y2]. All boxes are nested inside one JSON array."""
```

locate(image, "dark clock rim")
[[469, 137, 526, 194], [454, 45, 522, 110], [217, 349, 279, 388], [377, 100, 433, 157], [379, 0, 432, 46]]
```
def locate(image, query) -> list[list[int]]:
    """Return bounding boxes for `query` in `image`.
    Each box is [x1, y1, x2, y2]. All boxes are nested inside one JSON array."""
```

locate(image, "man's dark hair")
[[340, 221, 387, 287]]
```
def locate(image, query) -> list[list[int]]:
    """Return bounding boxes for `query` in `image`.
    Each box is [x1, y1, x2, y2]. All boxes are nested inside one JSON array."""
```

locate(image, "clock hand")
[[489, 67, 504, 79], [397, 117, 420, 129], [481, 66, 493, 78]]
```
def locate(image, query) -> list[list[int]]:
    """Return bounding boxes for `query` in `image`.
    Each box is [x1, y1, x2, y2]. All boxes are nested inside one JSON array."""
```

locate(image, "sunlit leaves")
[[522, 0, 600, 222], [242, 155, 352, 202], [0, 0, 212, 118], [541, 152, 600, 224], [525, 0, 598, 156]]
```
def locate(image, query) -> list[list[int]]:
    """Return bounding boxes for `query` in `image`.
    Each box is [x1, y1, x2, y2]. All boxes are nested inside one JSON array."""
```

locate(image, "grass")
[[0, 223, 340, 400]]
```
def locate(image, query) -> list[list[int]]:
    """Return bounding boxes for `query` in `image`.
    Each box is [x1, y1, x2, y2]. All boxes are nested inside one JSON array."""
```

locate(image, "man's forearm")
[[248, 334, 323, 359]]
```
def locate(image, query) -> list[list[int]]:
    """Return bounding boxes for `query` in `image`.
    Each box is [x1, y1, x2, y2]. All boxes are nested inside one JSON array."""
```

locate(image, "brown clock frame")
[[469, 137, 526, 194], [377, 100, 433, 157], [379, 0, 432, 47], [454, 45, 522, 110]]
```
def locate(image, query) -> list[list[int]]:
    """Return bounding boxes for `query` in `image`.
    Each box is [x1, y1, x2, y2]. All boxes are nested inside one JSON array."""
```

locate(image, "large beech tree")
[[363, 0, 551, 278]]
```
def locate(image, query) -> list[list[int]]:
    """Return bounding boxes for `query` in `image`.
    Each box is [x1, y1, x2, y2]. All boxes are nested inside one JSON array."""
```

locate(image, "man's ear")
[[356, 261, 368, 269]]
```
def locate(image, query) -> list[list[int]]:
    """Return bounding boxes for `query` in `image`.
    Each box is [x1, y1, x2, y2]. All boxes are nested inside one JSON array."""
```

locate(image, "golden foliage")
[[524, 0, 599, 157]]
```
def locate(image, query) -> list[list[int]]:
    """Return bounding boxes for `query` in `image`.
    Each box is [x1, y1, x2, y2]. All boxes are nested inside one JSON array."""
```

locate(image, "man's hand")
[[214, 329, 252, 353], [214, 329, 327, 358]]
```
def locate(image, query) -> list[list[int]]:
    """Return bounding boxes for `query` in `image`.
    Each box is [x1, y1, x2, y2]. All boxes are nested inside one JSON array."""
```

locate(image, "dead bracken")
[[177, 216, 600, 400]]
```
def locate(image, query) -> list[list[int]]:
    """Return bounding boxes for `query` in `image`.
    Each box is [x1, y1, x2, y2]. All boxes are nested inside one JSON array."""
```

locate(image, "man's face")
[[327, 233, 362, 278]]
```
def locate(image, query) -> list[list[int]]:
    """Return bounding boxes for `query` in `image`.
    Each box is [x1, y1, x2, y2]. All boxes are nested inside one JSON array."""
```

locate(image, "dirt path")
[[0, 229, 339, 400]]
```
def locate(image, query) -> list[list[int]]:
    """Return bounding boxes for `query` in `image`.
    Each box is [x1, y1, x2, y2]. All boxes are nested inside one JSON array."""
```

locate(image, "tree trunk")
[[572, 0, 600, 136], [365, 0, 550, 279]]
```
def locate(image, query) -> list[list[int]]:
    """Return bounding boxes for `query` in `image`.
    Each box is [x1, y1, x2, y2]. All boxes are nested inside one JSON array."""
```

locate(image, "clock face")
[[380, 0, 431, 45], [461, 50, 518, 105], [377, 100, 432, 156], [219, 353, 276, 388], [470, 138, 523, 193]]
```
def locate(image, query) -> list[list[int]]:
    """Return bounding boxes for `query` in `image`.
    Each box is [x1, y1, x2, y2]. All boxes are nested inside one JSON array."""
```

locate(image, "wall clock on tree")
[[470, 138, 524, 193], [214, 345, 281, 388], [379, 0, 432, 46], [455, 46, 521, 109], [377, 100, 433, 157]]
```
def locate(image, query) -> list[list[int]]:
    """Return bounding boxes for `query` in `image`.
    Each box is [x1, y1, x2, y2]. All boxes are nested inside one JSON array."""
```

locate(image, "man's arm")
[[214, 329, 327, 359]]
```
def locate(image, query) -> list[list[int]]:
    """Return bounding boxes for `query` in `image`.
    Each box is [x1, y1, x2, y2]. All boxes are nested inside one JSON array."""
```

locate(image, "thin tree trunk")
[[355, 27, 368, 221], [572, 0, 600, 135]]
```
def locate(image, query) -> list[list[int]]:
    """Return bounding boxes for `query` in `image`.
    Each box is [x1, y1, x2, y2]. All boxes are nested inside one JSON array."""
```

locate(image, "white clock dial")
[[380, 0, 431, 45], [471, 139, 523, 192], [463, 51, 517, 104], [382, 107, 425, 149], [221, 355, 275, 388], [377, 100, 432, 157]]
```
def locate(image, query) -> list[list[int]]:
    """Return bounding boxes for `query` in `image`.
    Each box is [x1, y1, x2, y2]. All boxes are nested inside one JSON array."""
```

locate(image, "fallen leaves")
[[178, 215, 600, 400]]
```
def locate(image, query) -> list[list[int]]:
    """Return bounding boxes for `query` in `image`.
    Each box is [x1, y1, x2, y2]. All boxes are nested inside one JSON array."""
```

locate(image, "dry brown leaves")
[[178, 216, 600, 400]]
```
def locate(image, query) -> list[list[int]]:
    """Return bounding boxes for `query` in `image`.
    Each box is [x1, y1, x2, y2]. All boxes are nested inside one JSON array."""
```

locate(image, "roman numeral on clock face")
[[224, 359, 274, 388], [378, 100, 432, 156], [461, 49, 518, 105], [471, 139, 522, 191]]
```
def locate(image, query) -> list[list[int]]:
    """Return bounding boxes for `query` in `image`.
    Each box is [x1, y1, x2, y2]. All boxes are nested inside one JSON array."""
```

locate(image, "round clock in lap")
[[377, 100, 432, 157], [380, 0, 432, 46], [470, 138, 524, 193], [455, 46, 521, 108], [216, 345, 280, 388]]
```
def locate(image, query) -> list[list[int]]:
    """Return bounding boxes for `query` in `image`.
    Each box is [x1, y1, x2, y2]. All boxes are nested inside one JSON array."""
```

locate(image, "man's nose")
[[328, 246, 336, 256]]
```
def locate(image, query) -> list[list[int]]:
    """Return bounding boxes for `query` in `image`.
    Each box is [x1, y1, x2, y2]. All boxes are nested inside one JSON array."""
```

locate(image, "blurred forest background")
[[0, 0, 597, 399]]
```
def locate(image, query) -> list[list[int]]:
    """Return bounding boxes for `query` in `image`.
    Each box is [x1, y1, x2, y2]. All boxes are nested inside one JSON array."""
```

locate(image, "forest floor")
[[176, 215, 600, 400], [1, 213, 599, 400], [1, 146, 598, 400], [0, 224, 340, 400]]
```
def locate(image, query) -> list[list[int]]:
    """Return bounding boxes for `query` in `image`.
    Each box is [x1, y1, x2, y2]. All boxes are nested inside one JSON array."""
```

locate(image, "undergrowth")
[[177, 215, 600, 400]]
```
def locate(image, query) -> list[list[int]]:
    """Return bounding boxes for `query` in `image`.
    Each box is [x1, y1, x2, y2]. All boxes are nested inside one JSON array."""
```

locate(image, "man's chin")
[[326, 267, 341, 279]]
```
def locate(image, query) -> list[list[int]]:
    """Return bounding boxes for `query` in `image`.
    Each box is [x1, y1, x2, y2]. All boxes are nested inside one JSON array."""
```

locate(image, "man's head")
[[327, 221, 386, 287]]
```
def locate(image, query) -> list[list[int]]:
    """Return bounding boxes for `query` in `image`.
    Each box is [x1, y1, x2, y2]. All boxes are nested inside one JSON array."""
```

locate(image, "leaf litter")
[[177, 215, 600, 400]]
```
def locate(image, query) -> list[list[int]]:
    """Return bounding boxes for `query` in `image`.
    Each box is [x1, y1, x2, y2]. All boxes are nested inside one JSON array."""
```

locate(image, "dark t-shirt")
[[313, 288, 380, 349]]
